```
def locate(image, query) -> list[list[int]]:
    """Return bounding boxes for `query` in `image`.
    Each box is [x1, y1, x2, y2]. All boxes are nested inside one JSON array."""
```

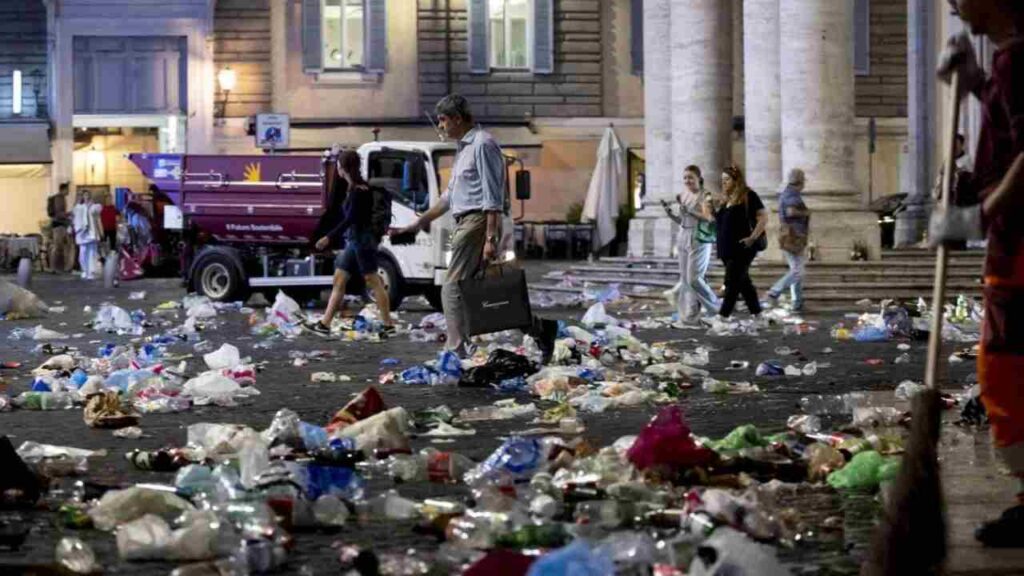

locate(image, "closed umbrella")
[[582, 126, 625, 251]]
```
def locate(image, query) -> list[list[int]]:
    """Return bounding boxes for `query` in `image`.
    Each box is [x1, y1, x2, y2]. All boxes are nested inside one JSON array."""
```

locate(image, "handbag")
[[459, 263, 534, 336], [778, 223, 809, 254]]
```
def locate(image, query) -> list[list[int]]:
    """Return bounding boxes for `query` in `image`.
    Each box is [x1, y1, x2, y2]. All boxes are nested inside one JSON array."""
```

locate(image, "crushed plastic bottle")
[[464, 437, 551, 487], [386, 448, 475, 484], [56, 537, 99, 574], [894, 380, 926, 400]]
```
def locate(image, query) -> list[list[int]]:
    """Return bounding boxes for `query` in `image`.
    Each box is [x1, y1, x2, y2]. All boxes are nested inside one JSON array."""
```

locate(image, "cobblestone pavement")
[[0, 273, 986, 575]]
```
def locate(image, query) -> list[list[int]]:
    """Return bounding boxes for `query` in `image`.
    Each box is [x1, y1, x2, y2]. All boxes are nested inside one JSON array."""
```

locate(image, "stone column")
[[670, 0, 732, 199], [743, 0, 782, 196], [779, 0, 879, 260], [894, 0, 935, 247], [628, 0, 672, 257]]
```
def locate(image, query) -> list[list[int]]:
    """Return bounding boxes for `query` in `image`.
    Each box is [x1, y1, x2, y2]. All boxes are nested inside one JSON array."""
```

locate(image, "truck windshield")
[[432, 150, 511, 212]]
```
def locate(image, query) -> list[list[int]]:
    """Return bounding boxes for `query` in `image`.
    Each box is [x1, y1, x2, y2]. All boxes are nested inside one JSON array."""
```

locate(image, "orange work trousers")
[[979, 265, 1024, 473]]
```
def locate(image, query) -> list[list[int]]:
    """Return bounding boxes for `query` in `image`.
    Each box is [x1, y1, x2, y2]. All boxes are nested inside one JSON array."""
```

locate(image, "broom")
[[862, 72, 961, 576]]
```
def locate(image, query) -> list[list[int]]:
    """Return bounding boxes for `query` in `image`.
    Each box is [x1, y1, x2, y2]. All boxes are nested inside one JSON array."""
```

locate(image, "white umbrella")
[[582, 126, 625, 251]]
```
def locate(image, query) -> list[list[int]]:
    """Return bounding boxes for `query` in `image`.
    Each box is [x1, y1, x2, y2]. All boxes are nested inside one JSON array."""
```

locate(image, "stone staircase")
[[530, 248, 985, 312]]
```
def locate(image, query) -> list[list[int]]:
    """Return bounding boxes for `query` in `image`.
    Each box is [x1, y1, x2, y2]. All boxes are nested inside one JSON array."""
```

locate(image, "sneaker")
[[976, 505, 1024, 547], [304, 320, 332, 337], [764, 292, 780, 307], [379, 325, 397, 339], [672, 320, 703, 330]]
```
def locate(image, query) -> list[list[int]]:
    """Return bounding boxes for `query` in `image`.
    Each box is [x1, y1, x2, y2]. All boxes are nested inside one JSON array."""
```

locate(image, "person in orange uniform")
[[933, 0, 1024, 547]]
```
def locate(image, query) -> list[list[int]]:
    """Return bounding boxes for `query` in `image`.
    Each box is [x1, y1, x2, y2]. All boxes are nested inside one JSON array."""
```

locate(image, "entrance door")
[[73, 36, 186, 115]]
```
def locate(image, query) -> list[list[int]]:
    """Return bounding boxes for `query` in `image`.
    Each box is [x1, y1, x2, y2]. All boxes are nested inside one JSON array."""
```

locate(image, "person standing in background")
[[100, 193, 119, 258], [766, 169, 811, 312], [661, 165, 720, 326], [71, 190, 102, 280]]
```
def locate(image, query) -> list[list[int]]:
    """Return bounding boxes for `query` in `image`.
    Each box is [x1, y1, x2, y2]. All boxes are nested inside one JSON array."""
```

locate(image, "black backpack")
[[369, 185, 392, 241]]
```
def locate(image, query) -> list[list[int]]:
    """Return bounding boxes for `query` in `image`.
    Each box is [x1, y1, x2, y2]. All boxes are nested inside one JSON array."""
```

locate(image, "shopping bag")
[[459, 264, 533, 336]]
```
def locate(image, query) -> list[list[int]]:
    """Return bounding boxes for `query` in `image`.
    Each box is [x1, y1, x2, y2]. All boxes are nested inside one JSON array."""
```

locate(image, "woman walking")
[[661, 165, 719, 326], [713, 165, 768, 320], [307, 150, 395, 336]]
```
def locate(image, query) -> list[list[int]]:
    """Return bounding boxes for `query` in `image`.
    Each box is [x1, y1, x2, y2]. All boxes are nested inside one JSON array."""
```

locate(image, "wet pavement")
[[0, 272, 989, 574]]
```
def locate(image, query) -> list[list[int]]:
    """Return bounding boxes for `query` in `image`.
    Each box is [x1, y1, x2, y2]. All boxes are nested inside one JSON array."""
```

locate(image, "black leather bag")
[[459, 264, 534, 336]]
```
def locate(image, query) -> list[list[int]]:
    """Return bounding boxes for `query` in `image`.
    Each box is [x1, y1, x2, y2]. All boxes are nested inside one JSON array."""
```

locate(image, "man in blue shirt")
[[394, 95, 557, 360], [767, 168, 811, 311]]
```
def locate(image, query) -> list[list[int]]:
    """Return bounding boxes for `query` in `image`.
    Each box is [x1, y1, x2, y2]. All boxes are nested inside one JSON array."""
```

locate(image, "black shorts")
[[334, 242, 379, 276]]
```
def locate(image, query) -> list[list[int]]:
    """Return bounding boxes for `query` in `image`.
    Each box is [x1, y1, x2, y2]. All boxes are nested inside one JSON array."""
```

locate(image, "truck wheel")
[[424, 286, 444, 312], [373, 258, 404, 311], [193, 252, 246, 302]]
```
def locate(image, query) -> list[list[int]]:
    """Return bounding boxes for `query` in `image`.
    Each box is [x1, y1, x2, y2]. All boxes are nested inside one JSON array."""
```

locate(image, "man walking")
[[394, 94, 557, 361], [766, 169, 811, 311]]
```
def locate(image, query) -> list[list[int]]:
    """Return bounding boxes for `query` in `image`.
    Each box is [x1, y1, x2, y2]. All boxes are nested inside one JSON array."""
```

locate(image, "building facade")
[[0, 0, 966, 263]]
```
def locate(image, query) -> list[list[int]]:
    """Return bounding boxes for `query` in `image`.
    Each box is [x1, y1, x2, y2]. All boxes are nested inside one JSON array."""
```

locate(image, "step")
[[600, 256, 984, 269], [567, 265, 983, 280], [551, 273, 981, 292], [528, 284, 962, 313]]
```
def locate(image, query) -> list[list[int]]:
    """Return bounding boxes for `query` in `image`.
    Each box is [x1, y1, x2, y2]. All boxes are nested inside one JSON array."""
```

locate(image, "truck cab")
[[127, 140, 523, 309]]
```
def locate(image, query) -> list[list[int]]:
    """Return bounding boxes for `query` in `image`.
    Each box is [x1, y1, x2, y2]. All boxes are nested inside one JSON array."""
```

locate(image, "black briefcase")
[[459, 264, 534, 336]]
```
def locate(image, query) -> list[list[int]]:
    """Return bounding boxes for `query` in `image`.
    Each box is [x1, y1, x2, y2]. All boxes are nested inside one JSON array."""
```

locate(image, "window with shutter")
[[468, 0, 554, 73], [854, 0, 870, 76], [303, 0, 387, 75]]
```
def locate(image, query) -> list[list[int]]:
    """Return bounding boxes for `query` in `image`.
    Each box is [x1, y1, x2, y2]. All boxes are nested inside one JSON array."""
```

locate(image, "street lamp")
[[216, 66, 237, 120]]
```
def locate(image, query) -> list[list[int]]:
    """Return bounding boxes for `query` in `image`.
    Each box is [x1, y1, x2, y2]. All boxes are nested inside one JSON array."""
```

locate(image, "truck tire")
[[192, 250, 247, 302], [424, 285, 444, 312], [373, 257, 404, 311]]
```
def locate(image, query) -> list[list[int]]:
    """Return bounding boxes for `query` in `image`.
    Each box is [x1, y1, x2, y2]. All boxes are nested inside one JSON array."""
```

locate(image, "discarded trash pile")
[[0, 288, 980, 575]]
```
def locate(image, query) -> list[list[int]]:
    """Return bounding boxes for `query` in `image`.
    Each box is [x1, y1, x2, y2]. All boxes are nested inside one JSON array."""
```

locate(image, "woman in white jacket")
[[661, 165, 720, 325], [72, 190, 102, 279]]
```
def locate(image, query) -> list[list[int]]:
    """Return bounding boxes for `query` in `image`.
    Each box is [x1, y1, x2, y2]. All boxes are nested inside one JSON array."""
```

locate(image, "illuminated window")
[[323, 0, 365, 69], [489, 0, 529, 69]]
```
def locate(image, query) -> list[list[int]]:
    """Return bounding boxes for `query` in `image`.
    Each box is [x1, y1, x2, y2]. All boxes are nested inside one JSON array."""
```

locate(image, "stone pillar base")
[[762, 209, 881, 263], [627, 215, 678, 258], [893, 200, 931, 248]]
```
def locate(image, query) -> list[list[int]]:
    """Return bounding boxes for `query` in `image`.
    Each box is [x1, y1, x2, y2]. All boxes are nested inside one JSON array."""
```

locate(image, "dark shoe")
[[537, 318, 558, 365], [379, 325, 396, 339], [976, 505, 1024, 547], [304, 321, 332, 337]]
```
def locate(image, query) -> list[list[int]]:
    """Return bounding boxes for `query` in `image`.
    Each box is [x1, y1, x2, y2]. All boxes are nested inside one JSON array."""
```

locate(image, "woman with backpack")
[[661, 165, 720, 326], [308, 150, 394, 336], [713, 165, 768, 320]]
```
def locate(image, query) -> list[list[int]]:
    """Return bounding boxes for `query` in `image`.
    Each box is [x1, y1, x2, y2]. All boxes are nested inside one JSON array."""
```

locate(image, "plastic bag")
[[581, 302, 617, 328], [688, 527, 789, 576], [460, 349, 537, 388], [706, 425, 766, 453], [182, 372, 254, 406], [626, 406, 717, 470], [0, 280, 48, 318], [826, 450, 899, 491], [94, 304, 135, 332], [90, 486, 194, 531], [202, 343, 241, 370]]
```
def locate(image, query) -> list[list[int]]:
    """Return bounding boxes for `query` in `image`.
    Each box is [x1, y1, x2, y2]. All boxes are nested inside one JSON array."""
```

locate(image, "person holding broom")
[[932, 0, 1024, 547]]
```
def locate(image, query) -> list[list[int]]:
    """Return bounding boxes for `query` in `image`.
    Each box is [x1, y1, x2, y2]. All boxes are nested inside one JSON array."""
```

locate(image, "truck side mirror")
[[515, 170, 531, 200]]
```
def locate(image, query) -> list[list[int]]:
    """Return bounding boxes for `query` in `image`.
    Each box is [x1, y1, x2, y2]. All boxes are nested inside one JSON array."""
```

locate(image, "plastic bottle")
[[13, 391, 75, 410], [573, 500, 624, 528], [387, 449, 475, 484], [56, 537, 98, 574], [289, 462, 364, 501], [464, 437, 549, 487], [299, 421, 329, 452]]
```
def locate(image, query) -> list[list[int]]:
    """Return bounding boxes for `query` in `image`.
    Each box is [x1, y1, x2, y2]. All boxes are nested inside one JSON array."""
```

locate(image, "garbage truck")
[[127, 141, 525, 309]]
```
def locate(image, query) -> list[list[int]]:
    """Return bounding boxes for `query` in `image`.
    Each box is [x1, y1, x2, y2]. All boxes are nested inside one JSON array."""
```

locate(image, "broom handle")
[[925, 71, 961, 390]]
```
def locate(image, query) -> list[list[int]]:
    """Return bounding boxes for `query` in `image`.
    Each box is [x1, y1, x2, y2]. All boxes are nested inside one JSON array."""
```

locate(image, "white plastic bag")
[[116, 514, 173, 561], [182, 372, 250, 406], [0, 280, 48, 317], [581, 302, 617, 327], [202, 343, 241, 370], [94, 304, 134, 332], [90, 487, 194, 531]]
